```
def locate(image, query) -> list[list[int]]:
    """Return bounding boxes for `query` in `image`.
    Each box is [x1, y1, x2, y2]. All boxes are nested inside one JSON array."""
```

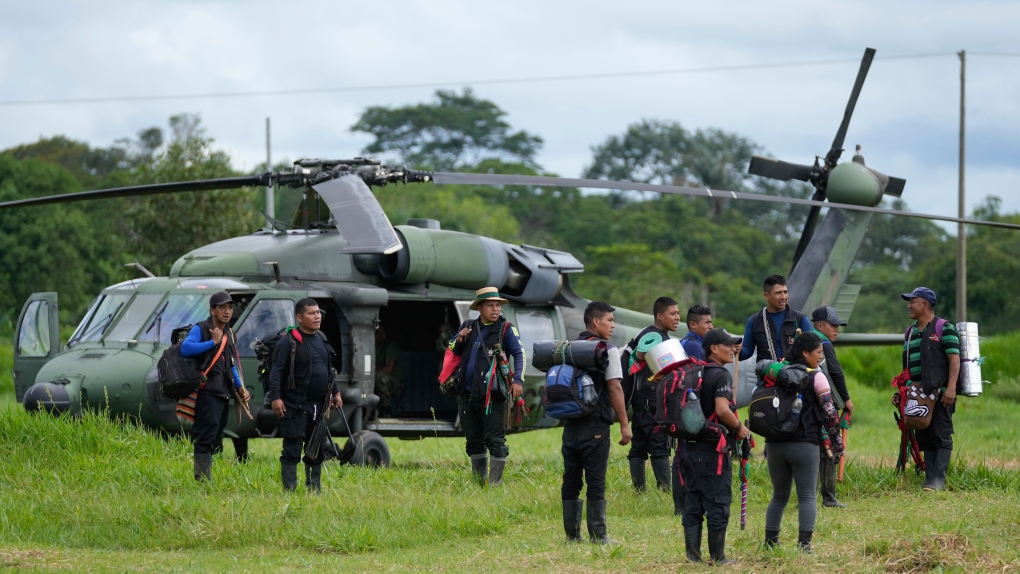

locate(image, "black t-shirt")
[[698, 364, 733, 421], [305, 332, 331, 404]]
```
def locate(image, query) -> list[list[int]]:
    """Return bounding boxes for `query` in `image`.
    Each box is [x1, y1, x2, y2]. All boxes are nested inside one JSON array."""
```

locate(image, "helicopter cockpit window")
[[72, 292, 133, 344], [105, 293, 165, 342], [136, 293, 212, 344], [234, 299, 296, 357], [17, 301, 51, 357], [513, 309, 555, 377]]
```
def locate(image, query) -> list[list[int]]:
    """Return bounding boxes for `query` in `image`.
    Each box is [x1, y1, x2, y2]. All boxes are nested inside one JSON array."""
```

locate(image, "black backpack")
[[254, 327, 298, 408], [655, 360, 729, 440], [253, 327, 340, 407], [157, 325, 204, 400], [748, 361, 814, 440]]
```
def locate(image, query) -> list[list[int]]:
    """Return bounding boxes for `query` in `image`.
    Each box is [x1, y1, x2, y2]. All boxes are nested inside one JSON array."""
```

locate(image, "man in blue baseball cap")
[[899, 286, 960, 491]]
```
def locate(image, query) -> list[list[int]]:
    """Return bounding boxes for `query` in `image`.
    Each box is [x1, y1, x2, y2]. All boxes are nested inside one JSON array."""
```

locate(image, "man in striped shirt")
[[901, 286, 960, 491]]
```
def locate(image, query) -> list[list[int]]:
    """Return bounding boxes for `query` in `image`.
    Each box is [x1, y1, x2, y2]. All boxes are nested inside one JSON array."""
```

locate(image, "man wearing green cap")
[[450, 287, 525, 486]]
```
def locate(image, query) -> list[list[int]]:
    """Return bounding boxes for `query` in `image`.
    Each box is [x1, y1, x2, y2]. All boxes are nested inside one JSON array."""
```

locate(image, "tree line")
[[1, 90, 1016, 334]]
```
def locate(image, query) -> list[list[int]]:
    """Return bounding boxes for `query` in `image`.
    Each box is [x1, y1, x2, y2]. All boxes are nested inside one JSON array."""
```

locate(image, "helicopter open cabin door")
[[13, 292, 60, 402]]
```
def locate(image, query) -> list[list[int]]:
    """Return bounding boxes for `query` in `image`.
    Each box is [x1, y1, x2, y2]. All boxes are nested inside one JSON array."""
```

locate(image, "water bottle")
[[578, 372, 597, 405], [686, 388, 697, 403], [790, 393, 803, 423]]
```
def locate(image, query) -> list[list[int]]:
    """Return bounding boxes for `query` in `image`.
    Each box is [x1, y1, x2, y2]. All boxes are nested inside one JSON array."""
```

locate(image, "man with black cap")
[[450, 287, 525, 486], [898, 287, 960, 491], [681, 327, 749, 565], [811, 306, 853, 508], [180, 291, 249, 481]]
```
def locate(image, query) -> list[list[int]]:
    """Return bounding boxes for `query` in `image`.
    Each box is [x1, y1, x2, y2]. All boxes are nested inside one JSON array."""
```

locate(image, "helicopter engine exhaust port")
[[370, 226, 583, 304]]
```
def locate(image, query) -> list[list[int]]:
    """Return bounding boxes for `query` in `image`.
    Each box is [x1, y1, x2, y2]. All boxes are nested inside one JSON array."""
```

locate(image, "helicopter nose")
[[23, 380, 75, 416]]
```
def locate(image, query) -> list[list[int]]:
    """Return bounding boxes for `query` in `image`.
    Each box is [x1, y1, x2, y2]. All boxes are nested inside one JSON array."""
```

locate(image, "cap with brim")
[[209, 291, 234, 307], [811, 306, 847, 326], [901, 286, 937, 306], [470, 286, 509, 310], [702, 327, 742, 355]]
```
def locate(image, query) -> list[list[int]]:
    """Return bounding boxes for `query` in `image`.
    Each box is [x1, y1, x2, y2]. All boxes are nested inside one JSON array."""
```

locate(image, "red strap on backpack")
[[197, 332, 229, 391]]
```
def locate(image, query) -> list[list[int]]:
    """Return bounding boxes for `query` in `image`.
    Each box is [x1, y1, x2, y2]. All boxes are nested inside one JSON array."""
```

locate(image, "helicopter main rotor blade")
[[828, 47, 876, 166], [748, 155, 814, 182], [0, 175, 269, 210], [431, 171, 1020, 231], [312, 175, 402, 254]]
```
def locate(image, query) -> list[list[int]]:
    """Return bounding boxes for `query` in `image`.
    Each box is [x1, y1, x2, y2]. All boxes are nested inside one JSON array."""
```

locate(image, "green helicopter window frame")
[[16, 300, 51, 357], [234, 299, 297, 357]]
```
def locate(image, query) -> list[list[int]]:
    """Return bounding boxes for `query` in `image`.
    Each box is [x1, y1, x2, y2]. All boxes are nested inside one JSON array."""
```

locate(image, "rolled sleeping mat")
[[532, 339, 608, 373], [956, 322, 983, 397]]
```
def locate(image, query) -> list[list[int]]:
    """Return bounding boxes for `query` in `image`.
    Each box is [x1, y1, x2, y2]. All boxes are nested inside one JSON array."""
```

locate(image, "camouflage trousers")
[[375, 373, 403, 408]]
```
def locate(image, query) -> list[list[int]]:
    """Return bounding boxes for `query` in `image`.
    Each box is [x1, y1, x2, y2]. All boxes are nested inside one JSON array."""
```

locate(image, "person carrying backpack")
[[896, 287, 960, 491], [626, 296, 681, 493], [180, 291, 249, 481], [449, 287, 524, 486], [680, 328, 749, 565], [266, 298, 342, 492], [561, 302, 632, 544], [810, 306, 853, 508], [763, 332, 843, 554], [673, 304, 713, 515]]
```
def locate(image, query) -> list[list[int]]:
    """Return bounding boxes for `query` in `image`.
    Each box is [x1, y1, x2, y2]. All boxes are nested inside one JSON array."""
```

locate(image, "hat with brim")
[[209, 291, 234, 308], [901, 286, 937, 307], [470, 286, 509, 310], [702, 327, 742, 355], [811, 306, 847, 326]]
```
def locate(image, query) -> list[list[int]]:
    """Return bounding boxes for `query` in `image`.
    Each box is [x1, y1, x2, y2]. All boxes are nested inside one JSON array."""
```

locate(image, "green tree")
[[0, 155, 122, 325], [351, 88, 543, 171], [124, 114, 260, 274]]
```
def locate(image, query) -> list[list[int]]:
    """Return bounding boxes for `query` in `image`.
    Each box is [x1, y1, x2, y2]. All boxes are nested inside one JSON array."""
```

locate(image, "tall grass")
[[0, 335, 1019, 571]]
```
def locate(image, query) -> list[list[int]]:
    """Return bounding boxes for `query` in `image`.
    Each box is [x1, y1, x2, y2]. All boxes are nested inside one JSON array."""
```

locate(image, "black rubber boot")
[[764, 528, 780, 549], [305, 464, 322, 493], [683, 524, 702, 562], [586, 499, 615, 544], [820, 455, 845, 507], [563, 500, 584, 542], [470, 454, 488, 486], [651, 457, 671, 492], [921, 449, 936, 490], [798, 530, 813, 554], [281, 463, 298, 491], [629, 458, 647, 492], [925, 448, 951, 491], [708, 528, 733, 565], [489, 457, 506, 487], [193, 453, 212, 481]]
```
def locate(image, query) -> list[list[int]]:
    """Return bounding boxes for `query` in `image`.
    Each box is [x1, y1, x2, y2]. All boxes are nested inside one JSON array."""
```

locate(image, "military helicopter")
[[5, 48, 1017, 466]]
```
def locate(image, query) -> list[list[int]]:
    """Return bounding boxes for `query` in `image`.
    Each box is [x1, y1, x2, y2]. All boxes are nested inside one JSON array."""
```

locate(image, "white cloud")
[[0, 0, 1017, 227]]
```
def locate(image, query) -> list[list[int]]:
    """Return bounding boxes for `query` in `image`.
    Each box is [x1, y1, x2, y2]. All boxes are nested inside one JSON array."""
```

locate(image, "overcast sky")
[[1, 1, 1018, 225]]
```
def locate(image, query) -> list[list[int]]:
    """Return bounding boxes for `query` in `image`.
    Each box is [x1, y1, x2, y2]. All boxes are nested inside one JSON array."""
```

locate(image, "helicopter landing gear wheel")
[[346, 430, 390, 467], [231, 436, 250, 463]]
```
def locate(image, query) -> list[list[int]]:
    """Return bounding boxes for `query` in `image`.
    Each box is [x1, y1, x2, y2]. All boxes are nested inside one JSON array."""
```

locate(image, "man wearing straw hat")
[[450, 287, 525, 486]]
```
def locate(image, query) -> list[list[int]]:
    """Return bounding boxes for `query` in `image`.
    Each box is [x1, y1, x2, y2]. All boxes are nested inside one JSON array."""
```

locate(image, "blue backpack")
[[544, 364, 599, 419]]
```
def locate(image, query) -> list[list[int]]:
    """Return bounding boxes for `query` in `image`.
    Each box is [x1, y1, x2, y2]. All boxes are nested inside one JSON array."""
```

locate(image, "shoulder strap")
[[197, 335, 229, 390], [903, 325, 912, 342], [935, 317, 947, 339], [762, 308, 778, 361]]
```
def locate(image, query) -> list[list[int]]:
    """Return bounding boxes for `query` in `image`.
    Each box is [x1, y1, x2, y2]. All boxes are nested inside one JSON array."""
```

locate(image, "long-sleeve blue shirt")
[[181, 324, 243, 389]]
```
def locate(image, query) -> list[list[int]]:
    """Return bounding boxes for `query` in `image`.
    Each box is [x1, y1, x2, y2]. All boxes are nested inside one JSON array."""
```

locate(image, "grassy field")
[[1, 338, 1019, 572]]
